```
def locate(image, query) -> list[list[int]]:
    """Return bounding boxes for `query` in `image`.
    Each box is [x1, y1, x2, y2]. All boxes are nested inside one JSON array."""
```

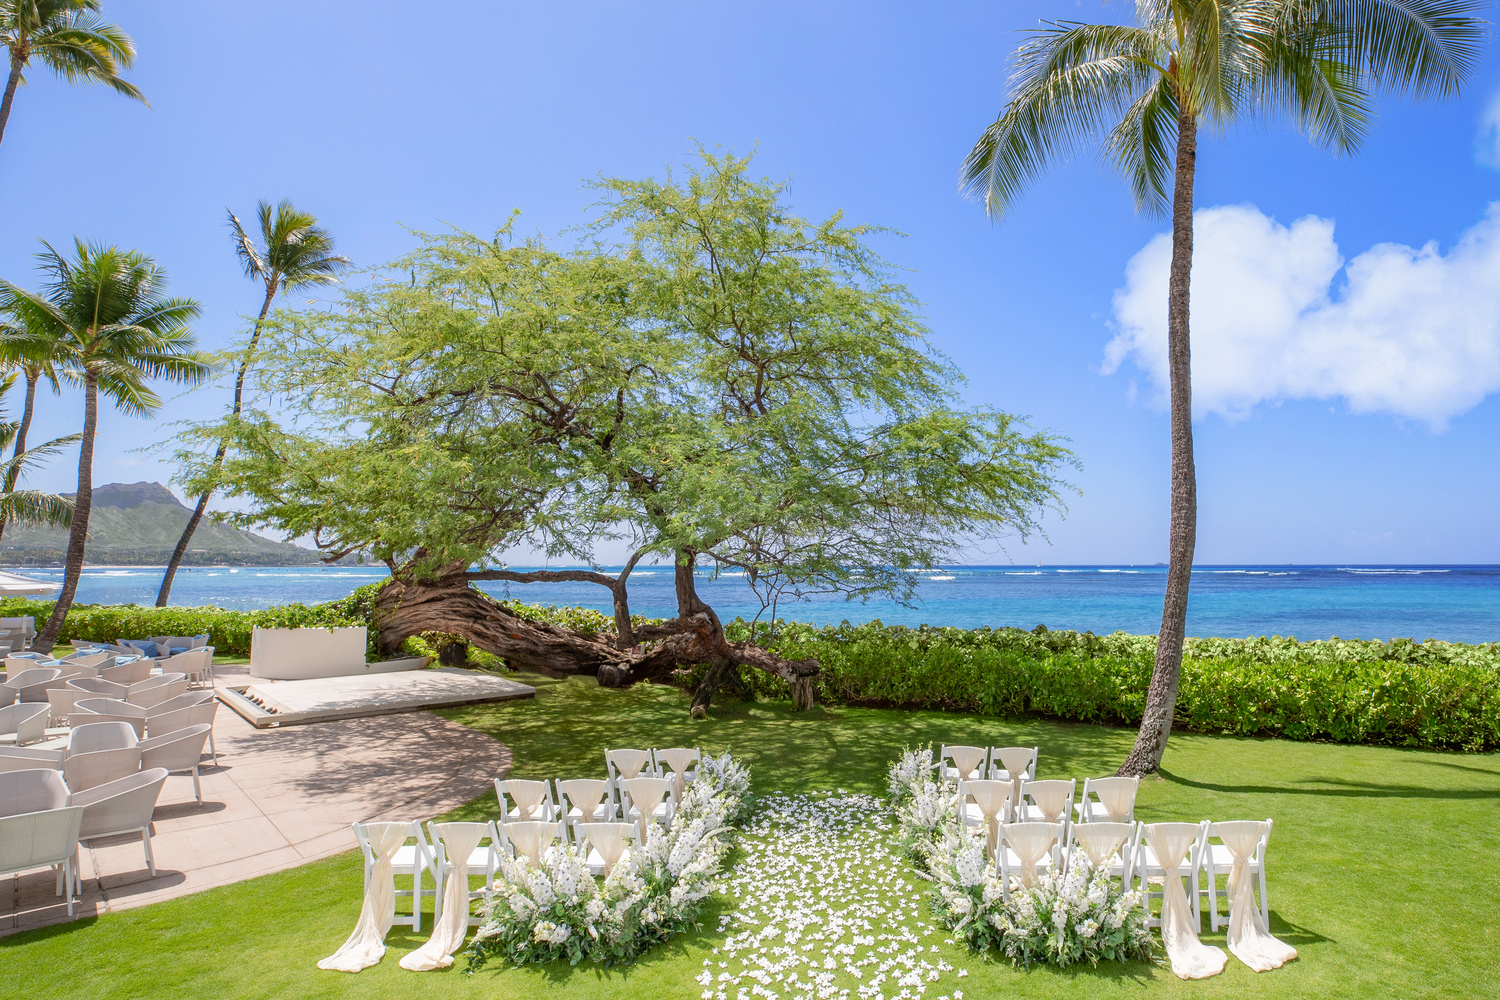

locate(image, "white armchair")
[[0, 766, 69, 816], [0, 703, 51, 746], [63, 746, 143, 793], [139, 723, 212, 805], [99, 659, 152, 686], [146, 699, 219, 764], [69, 767, 169, 891], [0, 805, 84, 915], [70, 697, 148, 737], [166, 647, 215, 689], [69, 720, 140, 755]]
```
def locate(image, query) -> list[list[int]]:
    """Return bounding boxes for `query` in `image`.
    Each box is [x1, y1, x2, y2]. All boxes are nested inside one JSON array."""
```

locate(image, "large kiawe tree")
[[962, 0, 1483, 775], [186, 153, 1073, 710]]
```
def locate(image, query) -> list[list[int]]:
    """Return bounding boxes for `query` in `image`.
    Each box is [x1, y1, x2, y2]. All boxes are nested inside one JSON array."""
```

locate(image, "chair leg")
[[191, 765, 202, 805], [143, 828, 156, 877], [208, 728, 218, 765], [64, 858, 74, 916]]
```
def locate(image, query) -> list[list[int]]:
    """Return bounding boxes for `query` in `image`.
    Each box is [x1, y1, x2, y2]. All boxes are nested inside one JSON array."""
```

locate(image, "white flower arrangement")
[[467, 755, 751, 970], [925, 834, 1155, 968], [888, 749, 958, 871]]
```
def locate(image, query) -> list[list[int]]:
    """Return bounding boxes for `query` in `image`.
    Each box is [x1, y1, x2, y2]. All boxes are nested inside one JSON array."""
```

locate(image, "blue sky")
[[2, 0, 1498, 565]]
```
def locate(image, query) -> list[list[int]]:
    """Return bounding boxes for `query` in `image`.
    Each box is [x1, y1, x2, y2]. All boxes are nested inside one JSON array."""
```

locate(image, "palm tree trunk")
[[156, 281, 277, 606], [1119, 108, 1198, 777], [0, 371, 38, 546], [35, 374, 97, 653], [0, 47, 25, 150]]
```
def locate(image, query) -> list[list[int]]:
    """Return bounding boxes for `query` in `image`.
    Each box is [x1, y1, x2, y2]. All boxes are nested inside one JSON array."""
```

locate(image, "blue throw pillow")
[[123, 640, 159, 658], [169, 646, 190, 655]]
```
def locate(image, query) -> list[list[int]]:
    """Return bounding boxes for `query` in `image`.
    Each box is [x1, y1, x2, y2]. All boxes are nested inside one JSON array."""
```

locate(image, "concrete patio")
[[1, 683, 512, 933]]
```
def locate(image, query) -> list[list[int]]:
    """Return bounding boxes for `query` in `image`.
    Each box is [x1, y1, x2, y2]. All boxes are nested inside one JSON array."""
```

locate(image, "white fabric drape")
[[1144, 824, 1226, 980], [1025, 780, 1072, 823], [608, 749, 652, 779], [557, 778, 609, 822], [578, 821, 635, 875], [318, 822, 409, 972], [503, 821, 556, 865], [948, 745, 986, 781], [400, 823, 487, 971], [1093, 777, 1138, 822], [1003, 822, 1057, 888], [994, 748, 1033, 819], [965, 780, 1010, 859], [656, 747, 697, 804], [499, 779, 548, 820], [1218, 822, 1296, 971], [1072, 823, 1130, 870], [622, 776, 672, 844]]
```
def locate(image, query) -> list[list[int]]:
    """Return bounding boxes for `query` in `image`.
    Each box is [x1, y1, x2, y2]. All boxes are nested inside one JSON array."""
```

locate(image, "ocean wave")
[[927, 575, 956, 581], [1004, 571, 1044, 576], [1337, 568, 1450, 575]]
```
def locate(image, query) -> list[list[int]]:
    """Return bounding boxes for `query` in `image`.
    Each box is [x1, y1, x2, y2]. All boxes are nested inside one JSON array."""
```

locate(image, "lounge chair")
[[139, 723, 212, 805], [68, 767, 169, 892], [0, 804, 84, 915], [145, 698, 219, 764]]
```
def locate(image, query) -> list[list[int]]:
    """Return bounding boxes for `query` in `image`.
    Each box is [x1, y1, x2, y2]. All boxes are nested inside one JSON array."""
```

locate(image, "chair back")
[[605, 748, 656, 781], [495, 778, 554, 821], [555, 778, 612, 822], [1206, 818, 1272, 868], [428, 820, 498, 878], [146, 691, 215, 716], [1080, 775, 1139, 823], [1140, 821, 1208, 875], [168, 647, 215, 686], [1001, 820, 1063, 887], [69, 720, 140, 754], [64, 746, 143, 792], [70, 652, 116, 670], [0, 702, 49, 745], [353, 819, 424, 872], [1021, 778, 1076, 824], [574, 821, 636, 875], [3, 667, 61, 691], [939, 744, 989, 782], [147, 700, 217, 740], [101, 659, 152, 685], [0, 766, 69, 816], [0, 746, 64, 774], [989, 746, 1038, 781], [138, 723, 212, 771], [69, 676, 128, 699], [127, 676, 190, 709], [0, 684, 14, 707], [74, 696, 147, 719], [496, 819, 563, 865], [71, 767, 169, 839], [1067, 820, 1136, 876], [0, 805, 83, 875]]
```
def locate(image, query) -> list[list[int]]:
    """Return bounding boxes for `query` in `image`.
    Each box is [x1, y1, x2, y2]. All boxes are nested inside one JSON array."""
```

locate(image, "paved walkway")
[[1, 678, 512, 934]]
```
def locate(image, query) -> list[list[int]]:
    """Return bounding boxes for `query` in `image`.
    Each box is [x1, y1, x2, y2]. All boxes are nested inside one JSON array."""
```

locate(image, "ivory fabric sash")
[[578, 822, 635, 875], [557, 778, 609, 822], [656, 747, 698, 804], [947, 745, 986, 781], [1144, 824, 1226, 980], [608, 749, 652, 780], [1217, 822, 1296, 971], [964, 780, 1010, 859], [1003, 822, 1058, 888], [318, 822, 409, 972], [400, 823, 487, 971], [1072, 822, 1131, 870], [1024, 780, 1072, 823], [500, 779, 549, 820], [503, 821, 556, 865], [622, 776, 672, 844], [993, 748, 1034, 818]]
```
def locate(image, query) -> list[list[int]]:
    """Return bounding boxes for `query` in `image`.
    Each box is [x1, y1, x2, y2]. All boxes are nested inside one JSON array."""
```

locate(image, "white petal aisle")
[[716, 791, 970, 1000]]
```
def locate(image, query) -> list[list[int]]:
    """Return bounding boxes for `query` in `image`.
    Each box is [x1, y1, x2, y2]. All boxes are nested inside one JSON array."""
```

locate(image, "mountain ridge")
[[0, 481, 321, 567]]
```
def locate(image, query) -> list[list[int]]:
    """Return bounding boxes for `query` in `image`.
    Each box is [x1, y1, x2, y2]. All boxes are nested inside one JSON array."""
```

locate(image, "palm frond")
[[1311, 0, 1486, 99], [0, 490, 74, 530], [1104, 76, 1180, 215]]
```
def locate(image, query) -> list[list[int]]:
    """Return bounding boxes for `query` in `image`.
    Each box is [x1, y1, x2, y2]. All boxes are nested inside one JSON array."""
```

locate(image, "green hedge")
[[709, 621, 1500, 752], [10, 588, 1496, 751]]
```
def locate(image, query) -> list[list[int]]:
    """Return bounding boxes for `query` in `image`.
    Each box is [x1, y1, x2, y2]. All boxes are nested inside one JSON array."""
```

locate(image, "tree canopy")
[[184, 153, 1075, 707]]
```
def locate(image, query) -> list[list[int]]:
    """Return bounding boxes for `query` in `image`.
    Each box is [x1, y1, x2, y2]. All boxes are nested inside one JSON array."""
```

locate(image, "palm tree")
[[0, 238, 209, 651], [156, 200, 348, 606], [0, 410, 78, 539], [962, 1, 1483, 775], [0, 1, 143, 150], [0, 319, 62, 544]]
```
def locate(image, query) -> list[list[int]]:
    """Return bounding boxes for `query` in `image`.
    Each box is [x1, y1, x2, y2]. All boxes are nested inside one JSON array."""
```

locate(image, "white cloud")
[[1104, 203, 1500, 429]]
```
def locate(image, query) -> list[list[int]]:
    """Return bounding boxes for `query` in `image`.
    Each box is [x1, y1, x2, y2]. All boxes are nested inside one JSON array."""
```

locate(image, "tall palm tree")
[[0, 238, 209, 651], [156, 200, 348, 606], [0, 1, 142, 150], [962, 1, 1483, 775], [0, 319, 62, 544]]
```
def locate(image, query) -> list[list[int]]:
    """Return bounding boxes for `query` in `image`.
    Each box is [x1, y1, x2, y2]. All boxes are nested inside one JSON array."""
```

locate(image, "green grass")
[[4, 673, 1498, 999]]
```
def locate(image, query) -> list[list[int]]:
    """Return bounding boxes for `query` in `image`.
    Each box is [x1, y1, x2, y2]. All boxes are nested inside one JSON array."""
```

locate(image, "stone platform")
[[218, 667, 535, 728]]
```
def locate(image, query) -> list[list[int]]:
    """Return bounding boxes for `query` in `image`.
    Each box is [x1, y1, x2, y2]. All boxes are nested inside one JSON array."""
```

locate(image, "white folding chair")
[[495, 816, 566, 866], [556, 777, 614, 824], [619, 775, 674, 844], [353, 819, 438, 931], [997, 820, 1062, 899], [1074, 775, 1140, 824], [494, 777, 559, 822], [0, 805, 84, 915], [654, 747, 701, 801], [573, 821, 637, 876], [1202, 818, 1274, 932], [1134, 820, 1209, 929], [1065, 820, 1136, 882], [605, 749, 657, 818], [427, 820, 500, 926], [1016, 778, 1076, 836], [937, 744, 989, 783], [988, 745, 1038, 782]]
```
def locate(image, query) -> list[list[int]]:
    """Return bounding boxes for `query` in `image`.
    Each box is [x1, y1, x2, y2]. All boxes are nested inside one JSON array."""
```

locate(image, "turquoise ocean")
[[7, 564, 1497, 644]]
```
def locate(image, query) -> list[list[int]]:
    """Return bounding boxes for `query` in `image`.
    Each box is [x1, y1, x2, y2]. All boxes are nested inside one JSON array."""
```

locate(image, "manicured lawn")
[[4, 672, 1498, 999]]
